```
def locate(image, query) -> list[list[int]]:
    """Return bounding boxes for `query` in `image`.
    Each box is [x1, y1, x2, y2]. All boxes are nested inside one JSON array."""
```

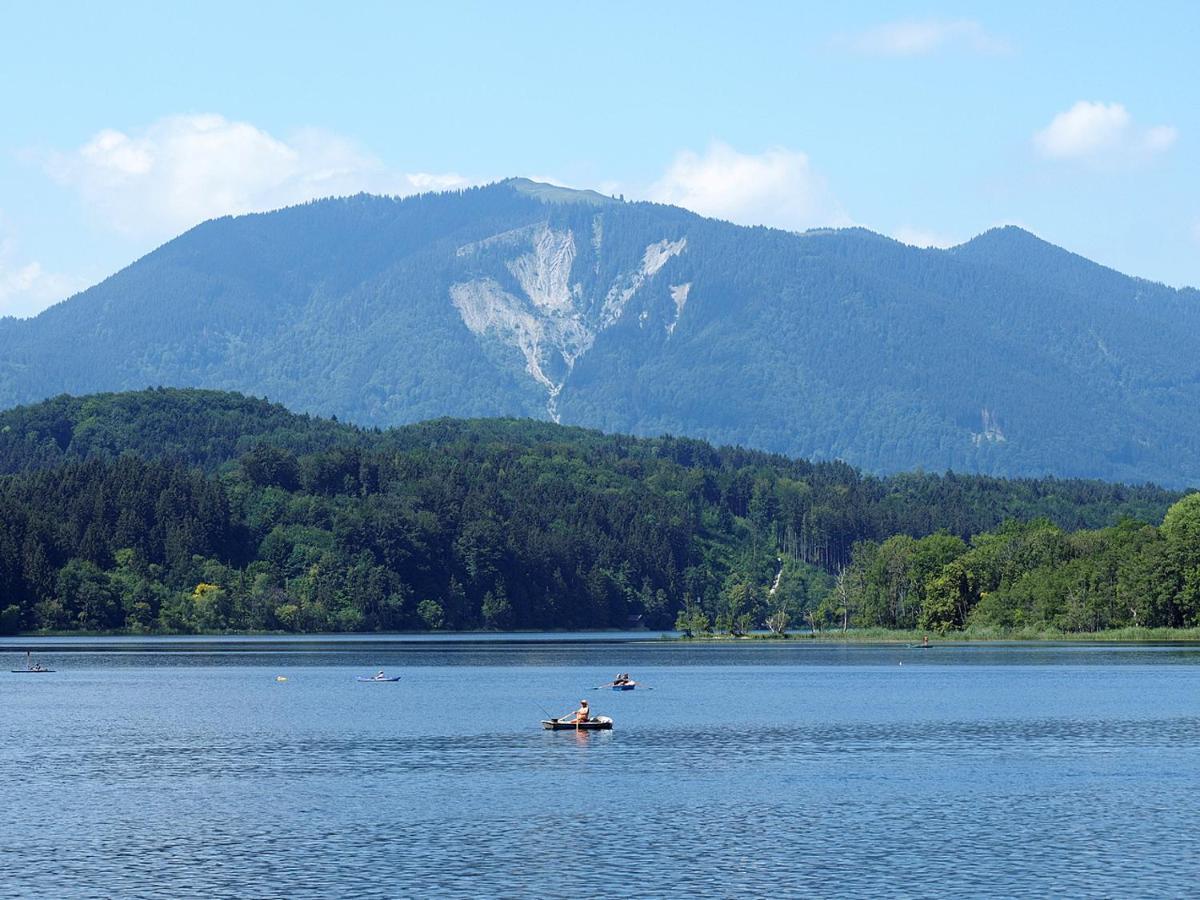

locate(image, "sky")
[[1, 1, 1197, 317]]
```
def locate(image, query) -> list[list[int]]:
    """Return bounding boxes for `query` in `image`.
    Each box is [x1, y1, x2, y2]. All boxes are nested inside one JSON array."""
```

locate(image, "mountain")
[[2, 178, 1198, 486], [0, 389, 1184, 635]]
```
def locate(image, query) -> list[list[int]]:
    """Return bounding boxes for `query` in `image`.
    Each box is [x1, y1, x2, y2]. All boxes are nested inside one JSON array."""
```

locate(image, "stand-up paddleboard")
[[12, 652, 53, 673]]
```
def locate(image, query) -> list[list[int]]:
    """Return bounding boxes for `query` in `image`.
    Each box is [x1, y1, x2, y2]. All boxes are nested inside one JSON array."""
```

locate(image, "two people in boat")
[[613, 673, 633, 686]]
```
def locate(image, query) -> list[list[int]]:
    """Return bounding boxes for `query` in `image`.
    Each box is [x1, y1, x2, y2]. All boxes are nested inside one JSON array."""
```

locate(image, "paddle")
[[594, 681, 652, 690]]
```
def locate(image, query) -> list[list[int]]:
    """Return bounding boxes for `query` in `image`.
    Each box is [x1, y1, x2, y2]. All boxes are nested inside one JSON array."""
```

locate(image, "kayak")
[[356, 675, 401, 682], [542, 716, 613, 731], [10, 669, 55, 674]]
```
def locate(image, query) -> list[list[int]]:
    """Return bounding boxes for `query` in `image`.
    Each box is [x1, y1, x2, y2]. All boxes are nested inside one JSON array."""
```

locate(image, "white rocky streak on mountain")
[[591, 215, 603, 274], [643, 238, 687, 276], [971, 407, 1007, 445], [506, 224, 576, 313], [451, 227, 686, 419], [599, 238, 687, 328], [668, 282, 691, 335], [449, 279, 553, 389], [449, 277, 593, 423]]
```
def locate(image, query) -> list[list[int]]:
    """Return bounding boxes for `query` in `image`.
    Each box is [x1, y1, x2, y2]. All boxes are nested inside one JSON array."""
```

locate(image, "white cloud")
[[1035, 102, 1129, 158], [0, 212, 90, 318], [0, 240, 86, 319], [892, 226, 959, 249], [840, 19, 1009, 57], [1143, 125, 1180, 154], [47, 114, 473, 238], [647, 142, 849, 231], [1034, 101, 1177, 164]]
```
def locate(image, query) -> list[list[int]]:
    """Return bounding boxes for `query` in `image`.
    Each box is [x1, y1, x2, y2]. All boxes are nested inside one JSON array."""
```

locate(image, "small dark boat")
[[356, 675, 401, 682], [12, 653, 53, 673], [542, 716, 613, 731], [611, 682, 636, 691]]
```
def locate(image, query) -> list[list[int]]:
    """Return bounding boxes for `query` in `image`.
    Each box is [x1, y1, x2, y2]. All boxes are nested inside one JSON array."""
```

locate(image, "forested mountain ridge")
[[0, 388, 1179, 531], [2, 179, 1199, 485], [0, 389, 1190, 635]]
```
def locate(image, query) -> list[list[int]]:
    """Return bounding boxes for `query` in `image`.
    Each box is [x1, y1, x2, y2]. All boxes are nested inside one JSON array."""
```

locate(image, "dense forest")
[[829, 503, 1200, 635], [4, 178, 1200, 486], [0, 389, 1192, 635]]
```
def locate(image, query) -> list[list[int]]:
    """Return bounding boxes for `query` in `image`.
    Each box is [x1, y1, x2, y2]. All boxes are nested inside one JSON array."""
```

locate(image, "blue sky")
[[2, 1, 1197, 316]]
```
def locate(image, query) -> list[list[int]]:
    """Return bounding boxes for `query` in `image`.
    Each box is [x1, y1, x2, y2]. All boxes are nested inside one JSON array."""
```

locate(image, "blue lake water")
[[3, 637, 1200, 898]]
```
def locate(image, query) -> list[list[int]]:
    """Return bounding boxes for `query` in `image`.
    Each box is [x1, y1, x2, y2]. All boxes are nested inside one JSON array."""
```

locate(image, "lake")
[[3, 636, 1199, 898]]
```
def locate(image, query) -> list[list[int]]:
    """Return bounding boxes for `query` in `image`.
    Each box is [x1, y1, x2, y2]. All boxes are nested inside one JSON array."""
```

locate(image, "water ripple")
[[4, 645, 1200, 897]]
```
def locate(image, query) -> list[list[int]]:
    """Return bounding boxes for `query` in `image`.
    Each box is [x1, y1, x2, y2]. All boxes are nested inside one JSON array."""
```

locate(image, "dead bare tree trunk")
[[835, 565, 850, 633]]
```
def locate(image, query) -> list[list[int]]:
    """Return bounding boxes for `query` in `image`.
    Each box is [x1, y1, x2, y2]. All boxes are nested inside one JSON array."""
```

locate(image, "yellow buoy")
[[275, 675, 288, 682]]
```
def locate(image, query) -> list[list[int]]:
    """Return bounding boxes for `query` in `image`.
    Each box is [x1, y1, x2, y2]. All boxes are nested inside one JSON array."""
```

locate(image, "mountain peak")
[[958, 224, 1051, 251], [951, 223, 1137, 283], [503, 177, 618, 206]]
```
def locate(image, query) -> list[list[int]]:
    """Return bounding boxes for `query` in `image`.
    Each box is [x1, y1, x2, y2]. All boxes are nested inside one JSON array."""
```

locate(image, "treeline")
[[827, 497, 1200, 633], [0, 389, 1190, 635]]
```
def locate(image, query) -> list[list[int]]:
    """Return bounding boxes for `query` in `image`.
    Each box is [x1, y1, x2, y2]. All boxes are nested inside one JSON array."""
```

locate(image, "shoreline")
[[676, 626, 1200, 643], [7, 625, 1200, 646]]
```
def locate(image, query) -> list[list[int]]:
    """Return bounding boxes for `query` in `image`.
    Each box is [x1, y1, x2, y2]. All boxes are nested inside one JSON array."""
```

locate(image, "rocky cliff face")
[[449, 220, 687, 419]]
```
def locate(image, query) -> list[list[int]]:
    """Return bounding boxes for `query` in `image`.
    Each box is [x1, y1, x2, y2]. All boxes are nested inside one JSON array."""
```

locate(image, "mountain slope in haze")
[[2, 178, 1199, 486]]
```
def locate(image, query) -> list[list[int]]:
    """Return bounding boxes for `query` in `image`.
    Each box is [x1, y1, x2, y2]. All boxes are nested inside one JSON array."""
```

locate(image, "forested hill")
[[2, 179, 1199, 486], [0, 388, 1180, 526], [0, 389, 1188, 635], [0, 389, 358, 473]]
